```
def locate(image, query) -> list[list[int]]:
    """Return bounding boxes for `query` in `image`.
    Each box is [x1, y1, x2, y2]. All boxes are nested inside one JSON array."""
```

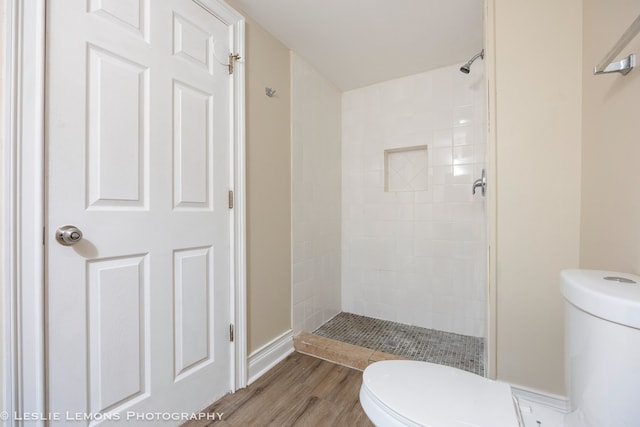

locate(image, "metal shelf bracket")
[[594, 53, 636, 76], [593, 14, 640, 76]]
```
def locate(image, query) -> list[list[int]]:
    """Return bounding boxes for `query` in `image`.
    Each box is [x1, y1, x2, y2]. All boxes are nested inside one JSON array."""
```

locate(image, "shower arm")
[[467, 50, 484, 65]]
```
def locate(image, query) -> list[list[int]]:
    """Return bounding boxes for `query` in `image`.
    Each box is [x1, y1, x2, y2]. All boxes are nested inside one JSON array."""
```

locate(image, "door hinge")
[[228, 53, 241, 75], [228, 190, 234, 209], [229, 324, 234, 342]]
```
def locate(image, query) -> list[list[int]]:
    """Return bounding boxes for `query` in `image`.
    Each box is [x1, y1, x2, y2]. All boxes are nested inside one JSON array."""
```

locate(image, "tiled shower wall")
[[341, 63, 487, 337], [291, 53, 342, 333]]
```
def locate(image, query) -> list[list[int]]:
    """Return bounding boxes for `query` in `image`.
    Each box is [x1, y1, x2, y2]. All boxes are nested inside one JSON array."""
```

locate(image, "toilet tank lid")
[[561, 269, 640, 329]]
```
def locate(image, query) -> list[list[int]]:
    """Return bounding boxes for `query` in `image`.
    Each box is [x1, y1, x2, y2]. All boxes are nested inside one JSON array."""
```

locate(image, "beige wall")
[[580, 0, 640, 273], [491, 0, 583, 395], [226, 1, 292, 353]]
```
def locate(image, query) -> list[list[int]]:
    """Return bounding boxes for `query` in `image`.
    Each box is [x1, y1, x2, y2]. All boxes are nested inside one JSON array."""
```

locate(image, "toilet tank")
[[561, 269, 640, 427]]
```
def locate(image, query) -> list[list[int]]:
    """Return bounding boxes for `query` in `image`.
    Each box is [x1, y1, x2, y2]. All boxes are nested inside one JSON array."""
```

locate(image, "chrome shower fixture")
[[460, 49, 485, 74]]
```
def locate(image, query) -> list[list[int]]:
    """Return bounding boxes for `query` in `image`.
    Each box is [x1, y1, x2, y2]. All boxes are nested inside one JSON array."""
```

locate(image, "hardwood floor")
[[183, 352, 374, 427]]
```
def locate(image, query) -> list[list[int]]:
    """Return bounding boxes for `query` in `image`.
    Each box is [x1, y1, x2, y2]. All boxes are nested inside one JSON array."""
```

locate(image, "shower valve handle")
[[472, 169, 486, 197]]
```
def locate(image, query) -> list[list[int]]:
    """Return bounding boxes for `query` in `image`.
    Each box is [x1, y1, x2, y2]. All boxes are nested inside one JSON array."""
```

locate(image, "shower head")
[[460, 49, 485, 74]]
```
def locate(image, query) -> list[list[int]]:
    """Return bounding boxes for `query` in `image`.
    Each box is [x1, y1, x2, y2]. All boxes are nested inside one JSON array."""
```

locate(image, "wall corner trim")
[[247, 329, 294, 385]]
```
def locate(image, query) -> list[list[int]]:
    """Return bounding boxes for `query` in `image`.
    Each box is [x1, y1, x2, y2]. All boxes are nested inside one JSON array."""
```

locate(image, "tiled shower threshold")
[[307, 312, 485, 376]]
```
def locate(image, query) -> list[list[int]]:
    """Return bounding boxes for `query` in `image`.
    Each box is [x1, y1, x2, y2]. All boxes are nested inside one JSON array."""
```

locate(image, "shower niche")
[[384, 145, 428, 192]]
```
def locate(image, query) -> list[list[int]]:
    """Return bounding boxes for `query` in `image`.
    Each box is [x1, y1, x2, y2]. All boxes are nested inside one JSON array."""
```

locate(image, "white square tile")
[[431, 146, 453, 166], [432, 109, 454, 129], [453, 145, 474, 165], [474, 143, 487, 164], [453, 105, 474, 127], [432, 240, 455, 257], [414, 189, 434, 203], [395, 239, 414, 257], [397, 204, 414, 220], [433, 129, 453, 147], [414, 239, 436, 257], [414, 221, 435, 238], [450, 165, 473, 184], [396, 191, 415, 203], [415, 204, 434, 221], [453, 125, 474, 146], [394, 221, 414, 240], [432, 165, 453, 186], [433, 222, 453, 240], [432, 203, 454, 221], [407, 256, 435, 276]]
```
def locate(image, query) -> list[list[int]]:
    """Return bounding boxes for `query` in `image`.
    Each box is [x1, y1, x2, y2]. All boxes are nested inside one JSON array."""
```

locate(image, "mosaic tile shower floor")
[[313, 312, 485, 376]]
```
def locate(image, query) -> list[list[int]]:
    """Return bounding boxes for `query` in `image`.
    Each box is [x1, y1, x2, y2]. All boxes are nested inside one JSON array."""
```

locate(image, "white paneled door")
[[46, 0, 235, 424]]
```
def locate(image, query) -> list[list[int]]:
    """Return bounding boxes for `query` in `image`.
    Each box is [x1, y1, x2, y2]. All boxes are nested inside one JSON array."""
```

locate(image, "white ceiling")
[[231, 0, 484, 91]]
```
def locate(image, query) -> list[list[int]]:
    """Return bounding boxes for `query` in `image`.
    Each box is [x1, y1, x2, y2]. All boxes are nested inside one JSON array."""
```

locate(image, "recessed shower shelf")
[[384, 145, 428, 192], [594, 14, 640, 76]]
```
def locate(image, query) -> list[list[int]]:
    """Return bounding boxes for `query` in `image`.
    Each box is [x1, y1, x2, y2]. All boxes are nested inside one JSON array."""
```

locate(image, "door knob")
[[472, 169, 487, 197], [56, 225, 83, 246]]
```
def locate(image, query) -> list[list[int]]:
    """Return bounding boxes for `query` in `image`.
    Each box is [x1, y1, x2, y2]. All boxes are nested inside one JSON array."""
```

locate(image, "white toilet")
[[360, 269, 640, 427]]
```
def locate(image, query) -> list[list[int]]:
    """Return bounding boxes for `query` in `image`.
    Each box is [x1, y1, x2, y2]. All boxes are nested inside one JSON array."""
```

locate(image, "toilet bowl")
[[360, 269, 640, 427]]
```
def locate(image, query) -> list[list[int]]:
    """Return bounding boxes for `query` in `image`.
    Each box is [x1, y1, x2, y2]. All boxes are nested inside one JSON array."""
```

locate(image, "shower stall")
[[291, 52, 487, 359], [341, 61, 487, 339]]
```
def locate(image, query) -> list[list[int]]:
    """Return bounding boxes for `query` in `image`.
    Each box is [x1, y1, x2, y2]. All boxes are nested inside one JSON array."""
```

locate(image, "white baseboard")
[[247, 329, 294, 385], [511, 385, 571, 413]]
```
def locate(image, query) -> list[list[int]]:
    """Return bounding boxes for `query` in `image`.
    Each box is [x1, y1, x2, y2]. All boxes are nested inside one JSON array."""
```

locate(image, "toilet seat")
[[360, 360, 522, 427]]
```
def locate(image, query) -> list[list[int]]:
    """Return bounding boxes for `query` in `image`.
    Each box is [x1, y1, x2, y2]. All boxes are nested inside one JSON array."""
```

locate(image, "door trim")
[[3, 1, 46, 423], [485, 0, 498, 380], [2, 1, 247, 424]]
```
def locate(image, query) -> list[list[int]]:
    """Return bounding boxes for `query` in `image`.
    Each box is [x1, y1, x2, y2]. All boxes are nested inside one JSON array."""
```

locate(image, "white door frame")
[[2, 1, 247, 424], [484, 0, 497, 381]]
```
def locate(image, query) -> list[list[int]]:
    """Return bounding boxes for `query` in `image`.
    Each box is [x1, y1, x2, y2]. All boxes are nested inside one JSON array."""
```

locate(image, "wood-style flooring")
[[182, 352, 373, 427]]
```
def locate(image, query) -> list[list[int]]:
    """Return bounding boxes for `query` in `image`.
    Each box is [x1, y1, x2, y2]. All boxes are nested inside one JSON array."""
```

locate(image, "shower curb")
[[293, 332, 405, 371]]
